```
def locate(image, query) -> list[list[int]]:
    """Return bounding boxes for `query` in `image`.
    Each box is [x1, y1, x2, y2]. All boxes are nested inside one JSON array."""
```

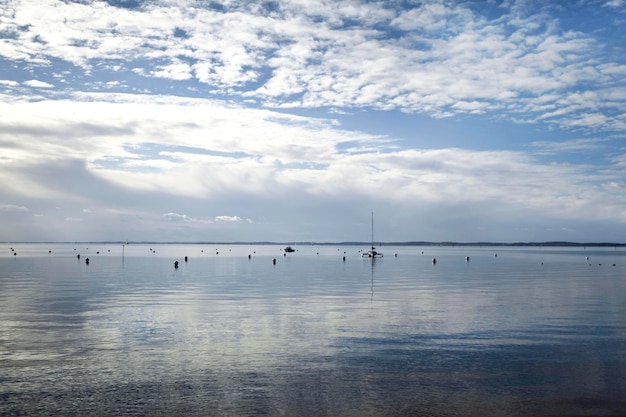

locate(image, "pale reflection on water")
[[1, 244, 625, 416]]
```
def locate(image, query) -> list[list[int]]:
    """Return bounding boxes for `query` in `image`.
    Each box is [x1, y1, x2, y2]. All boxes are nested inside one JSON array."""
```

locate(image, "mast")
[[371, 211, 374, 250]]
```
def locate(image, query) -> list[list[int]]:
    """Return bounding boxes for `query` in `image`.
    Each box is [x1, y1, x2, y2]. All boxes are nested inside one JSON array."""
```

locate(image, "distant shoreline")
[[4, 241, 626, 247]]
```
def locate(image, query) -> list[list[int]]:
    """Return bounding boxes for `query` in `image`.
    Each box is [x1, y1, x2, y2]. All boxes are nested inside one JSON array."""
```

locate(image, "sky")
[[1, 0, 626, 243]]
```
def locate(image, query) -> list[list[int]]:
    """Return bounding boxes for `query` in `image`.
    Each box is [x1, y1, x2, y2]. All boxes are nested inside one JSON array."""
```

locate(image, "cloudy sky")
[[1, 0, 626, 243]]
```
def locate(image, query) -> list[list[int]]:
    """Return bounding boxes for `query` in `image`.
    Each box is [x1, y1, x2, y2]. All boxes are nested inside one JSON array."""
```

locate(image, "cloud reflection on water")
[[1, 244, 625, 416]]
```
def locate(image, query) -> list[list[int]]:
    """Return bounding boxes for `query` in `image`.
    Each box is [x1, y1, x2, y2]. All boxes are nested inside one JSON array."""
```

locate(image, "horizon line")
[[4, 241, 626, 247]]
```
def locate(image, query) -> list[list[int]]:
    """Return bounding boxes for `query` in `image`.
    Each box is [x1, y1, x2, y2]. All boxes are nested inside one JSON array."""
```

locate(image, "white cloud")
[[604, 181, 626, 191], [1, 1, 626, 242], [1, 92, 624, 240], [163, 212, 212, 223], [390, 3, 473, 32], [0, 204, 28, 212], [151, 61, 193, 81], [163, 212, 192, 222], [1, 0, 623, 131], [215, 215, 243, 223], [23, 80, 54, 88], [531, 138, 606, 155]]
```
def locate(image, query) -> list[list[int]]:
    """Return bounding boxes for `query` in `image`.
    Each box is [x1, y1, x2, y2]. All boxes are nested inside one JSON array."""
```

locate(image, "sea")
[[1, 243, 625, 416]]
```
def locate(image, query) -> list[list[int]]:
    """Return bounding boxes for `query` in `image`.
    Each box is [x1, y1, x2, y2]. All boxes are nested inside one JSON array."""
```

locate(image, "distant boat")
[[362, 212, 382, 258], [284, 246, 295, 253]]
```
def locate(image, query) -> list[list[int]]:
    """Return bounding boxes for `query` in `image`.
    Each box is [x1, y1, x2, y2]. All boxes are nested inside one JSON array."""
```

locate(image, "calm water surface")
[[1, 244, 625, 416]]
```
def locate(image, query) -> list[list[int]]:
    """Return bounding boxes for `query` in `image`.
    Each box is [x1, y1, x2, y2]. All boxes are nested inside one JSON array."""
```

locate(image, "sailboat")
[[362, 212, 383, 258]]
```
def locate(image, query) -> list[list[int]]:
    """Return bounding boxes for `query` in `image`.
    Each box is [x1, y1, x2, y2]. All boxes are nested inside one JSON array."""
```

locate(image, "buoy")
[[184, 256, 188, 262], [77, 254, 80, 259], [465, 256, 470, 262], [85, 258, 89, 264], [432, 258, 437, 264], [174, 261, 179, 269], [342, 256, 346, 261], [272, 258, 276, 265], [394, 253, 397, 257], [49, 250, 52, 253], [248, 254, 251, 259]]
